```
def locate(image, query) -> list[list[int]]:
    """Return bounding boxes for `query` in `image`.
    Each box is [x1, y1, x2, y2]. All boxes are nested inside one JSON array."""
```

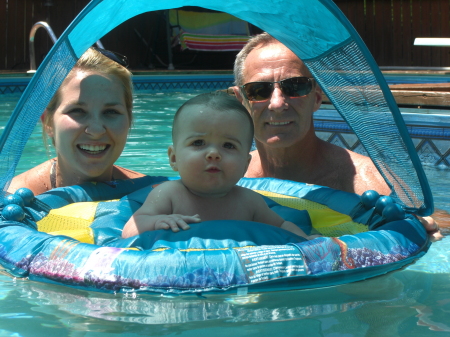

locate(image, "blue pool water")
[[0, 91, 449, 336]]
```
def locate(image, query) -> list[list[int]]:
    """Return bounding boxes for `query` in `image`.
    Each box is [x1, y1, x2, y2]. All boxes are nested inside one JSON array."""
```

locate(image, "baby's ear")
[[168, 145, 178, 171], [244, 153, 252, 175]]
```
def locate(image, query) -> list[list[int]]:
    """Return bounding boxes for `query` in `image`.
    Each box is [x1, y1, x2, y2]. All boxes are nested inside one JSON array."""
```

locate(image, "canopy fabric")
[[0, 0, 433, 216]]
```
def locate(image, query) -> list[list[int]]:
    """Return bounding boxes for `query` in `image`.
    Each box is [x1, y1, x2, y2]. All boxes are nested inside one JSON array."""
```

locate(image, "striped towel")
[[179, 32, 250, 51]]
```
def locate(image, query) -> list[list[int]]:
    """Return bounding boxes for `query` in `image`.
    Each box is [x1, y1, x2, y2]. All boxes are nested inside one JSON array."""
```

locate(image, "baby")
[[122, 92, 318, 240]]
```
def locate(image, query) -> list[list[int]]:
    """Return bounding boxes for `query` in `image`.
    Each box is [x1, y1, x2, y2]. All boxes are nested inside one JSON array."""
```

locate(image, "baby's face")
[[169, 106, 252, 198]]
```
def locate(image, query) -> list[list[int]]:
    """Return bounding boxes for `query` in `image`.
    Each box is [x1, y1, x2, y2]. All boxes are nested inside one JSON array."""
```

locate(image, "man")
[[232, 32, 442, 239]]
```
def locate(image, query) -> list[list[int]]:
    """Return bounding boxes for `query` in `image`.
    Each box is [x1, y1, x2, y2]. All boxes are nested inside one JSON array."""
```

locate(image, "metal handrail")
[[28, 21, 104, 73], [28, 21, 57, 73]]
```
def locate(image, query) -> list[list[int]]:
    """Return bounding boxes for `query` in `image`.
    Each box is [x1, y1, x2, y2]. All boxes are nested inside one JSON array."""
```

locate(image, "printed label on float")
[[237, 245, 306, 283]]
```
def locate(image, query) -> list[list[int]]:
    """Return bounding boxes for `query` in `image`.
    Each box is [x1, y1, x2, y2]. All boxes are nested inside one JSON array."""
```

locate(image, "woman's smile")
[[77, 143, 110, 156]]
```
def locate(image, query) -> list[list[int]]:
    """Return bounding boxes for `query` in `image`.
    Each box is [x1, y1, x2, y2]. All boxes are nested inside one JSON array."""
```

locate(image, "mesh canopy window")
[[305, 40, 425, 211]]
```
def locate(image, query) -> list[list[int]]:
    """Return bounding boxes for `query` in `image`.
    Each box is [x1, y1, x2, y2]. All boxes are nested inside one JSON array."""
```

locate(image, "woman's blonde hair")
[[42, 48, 133, 148]]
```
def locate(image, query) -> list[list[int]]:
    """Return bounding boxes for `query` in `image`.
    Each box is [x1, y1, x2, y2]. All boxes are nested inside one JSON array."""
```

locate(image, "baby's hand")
[[155, 214, 201, 232]]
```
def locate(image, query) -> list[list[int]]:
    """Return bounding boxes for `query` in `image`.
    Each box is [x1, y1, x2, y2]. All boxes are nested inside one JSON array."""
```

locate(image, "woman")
[[8, 48, 144, 195]]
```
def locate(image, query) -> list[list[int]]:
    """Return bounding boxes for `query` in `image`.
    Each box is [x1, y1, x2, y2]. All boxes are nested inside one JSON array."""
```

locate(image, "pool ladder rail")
[[28, 21, 104, 73]]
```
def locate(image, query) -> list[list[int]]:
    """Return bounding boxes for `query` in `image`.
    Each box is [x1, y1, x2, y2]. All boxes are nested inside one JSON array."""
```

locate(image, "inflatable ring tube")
[[0, 177, 429, 294]]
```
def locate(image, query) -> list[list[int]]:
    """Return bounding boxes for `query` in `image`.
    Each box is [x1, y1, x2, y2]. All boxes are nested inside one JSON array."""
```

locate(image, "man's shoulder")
[[340, 147, 390, 195], [322, 141, 370, 169], [320, 142, 390, 194]]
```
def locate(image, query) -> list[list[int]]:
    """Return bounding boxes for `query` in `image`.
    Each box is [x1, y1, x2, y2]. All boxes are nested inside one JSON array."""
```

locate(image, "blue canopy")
[[0, 0, 433, 216]]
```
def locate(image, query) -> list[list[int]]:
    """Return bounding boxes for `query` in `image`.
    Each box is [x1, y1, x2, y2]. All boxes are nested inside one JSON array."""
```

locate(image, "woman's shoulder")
[[113, 165, 146, 180], [8, 160, 53, 195]]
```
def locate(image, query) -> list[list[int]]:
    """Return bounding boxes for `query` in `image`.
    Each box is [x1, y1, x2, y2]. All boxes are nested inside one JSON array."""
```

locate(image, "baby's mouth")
[[77, 144, 109, 155], [267, 121, 292, 126]]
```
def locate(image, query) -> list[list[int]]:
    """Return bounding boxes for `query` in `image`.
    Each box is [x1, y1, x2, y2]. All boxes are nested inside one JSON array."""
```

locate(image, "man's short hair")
[[233, 32, 314, 88], [234, 32, 277, 86]]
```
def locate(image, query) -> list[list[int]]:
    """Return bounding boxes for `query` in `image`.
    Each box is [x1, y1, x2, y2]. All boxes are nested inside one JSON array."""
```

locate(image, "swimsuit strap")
[[50, 160, 57, 189]]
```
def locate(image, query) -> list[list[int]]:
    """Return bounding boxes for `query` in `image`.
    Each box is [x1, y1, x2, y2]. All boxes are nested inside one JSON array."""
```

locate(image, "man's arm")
[[416, 215, 444, 242]]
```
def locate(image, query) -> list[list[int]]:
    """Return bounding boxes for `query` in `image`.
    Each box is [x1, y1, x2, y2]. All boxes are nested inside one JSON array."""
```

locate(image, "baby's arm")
[[122, 182, 200, 238], [249, 190, 320, 240], [279, 221, 321, 240]]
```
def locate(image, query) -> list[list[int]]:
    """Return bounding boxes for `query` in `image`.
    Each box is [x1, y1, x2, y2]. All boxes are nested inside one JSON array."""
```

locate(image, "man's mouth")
[[77, 144, 109, 155]]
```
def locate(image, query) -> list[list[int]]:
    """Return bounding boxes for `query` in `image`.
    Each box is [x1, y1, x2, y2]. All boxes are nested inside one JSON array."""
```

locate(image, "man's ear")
[[232, 86, 244, 103], [312, 83, 323, 112], [42, 110, 54, 138], [168, 145, 178, 172], [232, 86, 252, 113]]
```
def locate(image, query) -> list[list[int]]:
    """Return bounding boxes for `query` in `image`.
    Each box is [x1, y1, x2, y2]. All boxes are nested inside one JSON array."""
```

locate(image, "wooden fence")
[[336, 0, 450, 67], [0, 0, 449, 71]]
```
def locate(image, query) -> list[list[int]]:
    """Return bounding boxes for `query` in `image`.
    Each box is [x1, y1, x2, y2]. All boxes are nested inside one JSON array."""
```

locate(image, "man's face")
[[238, 42, 322, 149]]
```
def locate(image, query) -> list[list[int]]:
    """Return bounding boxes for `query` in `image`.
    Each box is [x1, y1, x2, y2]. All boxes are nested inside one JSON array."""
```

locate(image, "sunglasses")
[[92, 47, 129, 68], [241, 76, 314, 101]]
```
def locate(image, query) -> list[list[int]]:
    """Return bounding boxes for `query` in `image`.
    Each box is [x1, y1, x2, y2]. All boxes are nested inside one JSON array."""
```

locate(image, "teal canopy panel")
[[0, 0, 433, 216]]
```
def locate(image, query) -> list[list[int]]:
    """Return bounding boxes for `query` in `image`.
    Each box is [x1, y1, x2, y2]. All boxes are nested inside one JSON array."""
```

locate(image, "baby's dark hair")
[[173, 91, 254, 149]]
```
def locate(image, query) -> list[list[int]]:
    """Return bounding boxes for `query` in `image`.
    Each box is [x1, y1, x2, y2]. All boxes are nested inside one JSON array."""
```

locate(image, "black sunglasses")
[[241, 76, 314, 101], [92, 47, 129, 68]]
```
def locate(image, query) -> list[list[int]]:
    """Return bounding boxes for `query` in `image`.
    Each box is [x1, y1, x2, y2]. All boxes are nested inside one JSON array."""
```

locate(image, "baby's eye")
[[223, 142, 236, 149], [191, 139, 205, 146]]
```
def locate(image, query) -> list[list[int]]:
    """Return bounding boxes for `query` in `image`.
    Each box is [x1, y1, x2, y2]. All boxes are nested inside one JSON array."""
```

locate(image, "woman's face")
[[46, 70, 130, 183]]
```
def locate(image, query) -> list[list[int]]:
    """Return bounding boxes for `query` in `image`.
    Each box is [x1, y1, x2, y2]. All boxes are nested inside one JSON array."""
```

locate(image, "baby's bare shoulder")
[[149, 180, 185, 197], [233, 186, 265, 205]]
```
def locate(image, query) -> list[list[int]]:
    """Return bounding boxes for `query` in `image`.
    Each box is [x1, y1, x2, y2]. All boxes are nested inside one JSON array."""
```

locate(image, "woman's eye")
[[192, 139, 204, 146], [104, 109, 121, 115], [67, 108, 85, 115], [223, 142, 236, 149]]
